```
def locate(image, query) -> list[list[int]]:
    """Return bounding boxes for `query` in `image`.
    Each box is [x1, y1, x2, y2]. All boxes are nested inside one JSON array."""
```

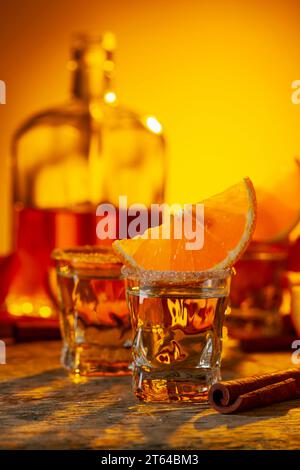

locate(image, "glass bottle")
[[7, 32, 166, 319]]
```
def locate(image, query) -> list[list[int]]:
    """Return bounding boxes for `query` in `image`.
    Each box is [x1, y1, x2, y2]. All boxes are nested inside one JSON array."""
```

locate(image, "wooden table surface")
[[0, 340, 300, 450]]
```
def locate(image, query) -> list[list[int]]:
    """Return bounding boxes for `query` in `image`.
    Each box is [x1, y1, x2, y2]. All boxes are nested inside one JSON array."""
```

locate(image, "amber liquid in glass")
[[57, 264, 131, 376], [6, 206, 104, 318], [7, 206, 152, 318], [127, 285, 228, 403]]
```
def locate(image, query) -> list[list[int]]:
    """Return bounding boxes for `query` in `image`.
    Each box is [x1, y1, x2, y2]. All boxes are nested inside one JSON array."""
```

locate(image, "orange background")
[[1, 0, 300, 252]]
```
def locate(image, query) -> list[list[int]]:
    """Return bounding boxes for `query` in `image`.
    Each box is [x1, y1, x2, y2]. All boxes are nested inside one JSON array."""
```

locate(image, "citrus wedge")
[[113, 178, 256, 272], [254, 158, 300, 242]]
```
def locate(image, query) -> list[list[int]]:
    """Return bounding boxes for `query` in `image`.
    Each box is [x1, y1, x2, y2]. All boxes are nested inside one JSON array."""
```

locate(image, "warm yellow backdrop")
[[1, 0, 300, 252]]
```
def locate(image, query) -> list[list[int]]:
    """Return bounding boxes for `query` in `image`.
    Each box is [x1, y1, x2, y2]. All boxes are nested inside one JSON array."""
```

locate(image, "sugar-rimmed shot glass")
[[52, 246, 131, 377], [123, 266, 232, 403]]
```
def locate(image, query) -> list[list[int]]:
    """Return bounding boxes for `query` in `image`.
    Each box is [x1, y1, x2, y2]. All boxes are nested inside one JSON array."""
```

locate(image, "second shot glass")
[[52, 246, 131, 377]]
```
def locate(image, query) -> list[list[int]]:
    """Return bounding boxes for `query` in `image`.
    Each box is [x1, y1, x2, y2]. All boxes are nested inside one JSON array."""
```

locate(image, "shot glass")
[[228, 241, 288, 339], [123, 266, 232, 403], [52, 246, 131, 376]]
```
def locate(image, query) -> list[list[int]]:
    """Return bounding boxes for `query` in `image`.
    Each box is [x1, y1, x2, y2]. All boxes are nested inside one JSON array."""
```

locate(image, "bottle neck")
[[71, 66, 113, 101], [70, 33, 115, 101]]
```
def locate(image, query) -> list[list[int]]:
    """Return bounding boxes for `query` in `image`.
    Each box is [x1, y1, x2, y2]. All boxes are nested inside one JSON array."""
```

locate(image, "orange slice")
[[254, 159, 300, 242], [113, 178, 256, 272]]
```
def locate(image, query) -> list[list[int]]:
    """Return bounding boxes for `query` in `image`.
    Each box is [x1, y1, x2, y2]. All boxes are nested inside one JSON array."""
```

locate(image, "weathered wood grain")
[[0, 340, 300, 450]]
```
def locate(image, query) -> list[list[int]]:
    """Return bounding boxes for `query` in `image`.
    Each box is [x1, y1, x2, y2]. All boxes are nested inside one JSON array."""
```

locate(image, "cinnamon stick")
[[209, 368, 300, 414]]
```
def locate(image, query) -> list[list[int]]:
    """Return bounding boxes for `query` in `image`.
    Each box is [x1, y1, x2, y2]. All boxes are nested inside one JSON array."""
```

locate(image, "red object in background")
[[229, 238, 300, 347], [231, 241, 289, 311], [8, 207, 101, 319], [287, 236, 300, 271], [0, 253, 18, 306], [0, 249, 61, 341], [0, 253, 18, 338], [286, 236, 300, 338], [228, 241, 290, 342]]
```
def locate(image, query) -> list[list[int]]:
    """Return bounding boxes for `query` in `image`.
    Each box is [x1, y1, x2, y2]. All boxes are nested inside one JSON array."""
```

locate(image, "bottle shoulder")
[[13, 99, 165, 144], [12, 98, 166, 208], [13, 100, 86, 140]]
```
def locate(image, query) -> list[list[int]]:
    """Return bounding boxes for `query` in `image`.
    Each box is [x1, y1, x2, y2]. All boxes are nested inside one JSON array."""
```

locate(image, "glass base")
[[133, 367, 220, 403], [61, 344, 131, 377]]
